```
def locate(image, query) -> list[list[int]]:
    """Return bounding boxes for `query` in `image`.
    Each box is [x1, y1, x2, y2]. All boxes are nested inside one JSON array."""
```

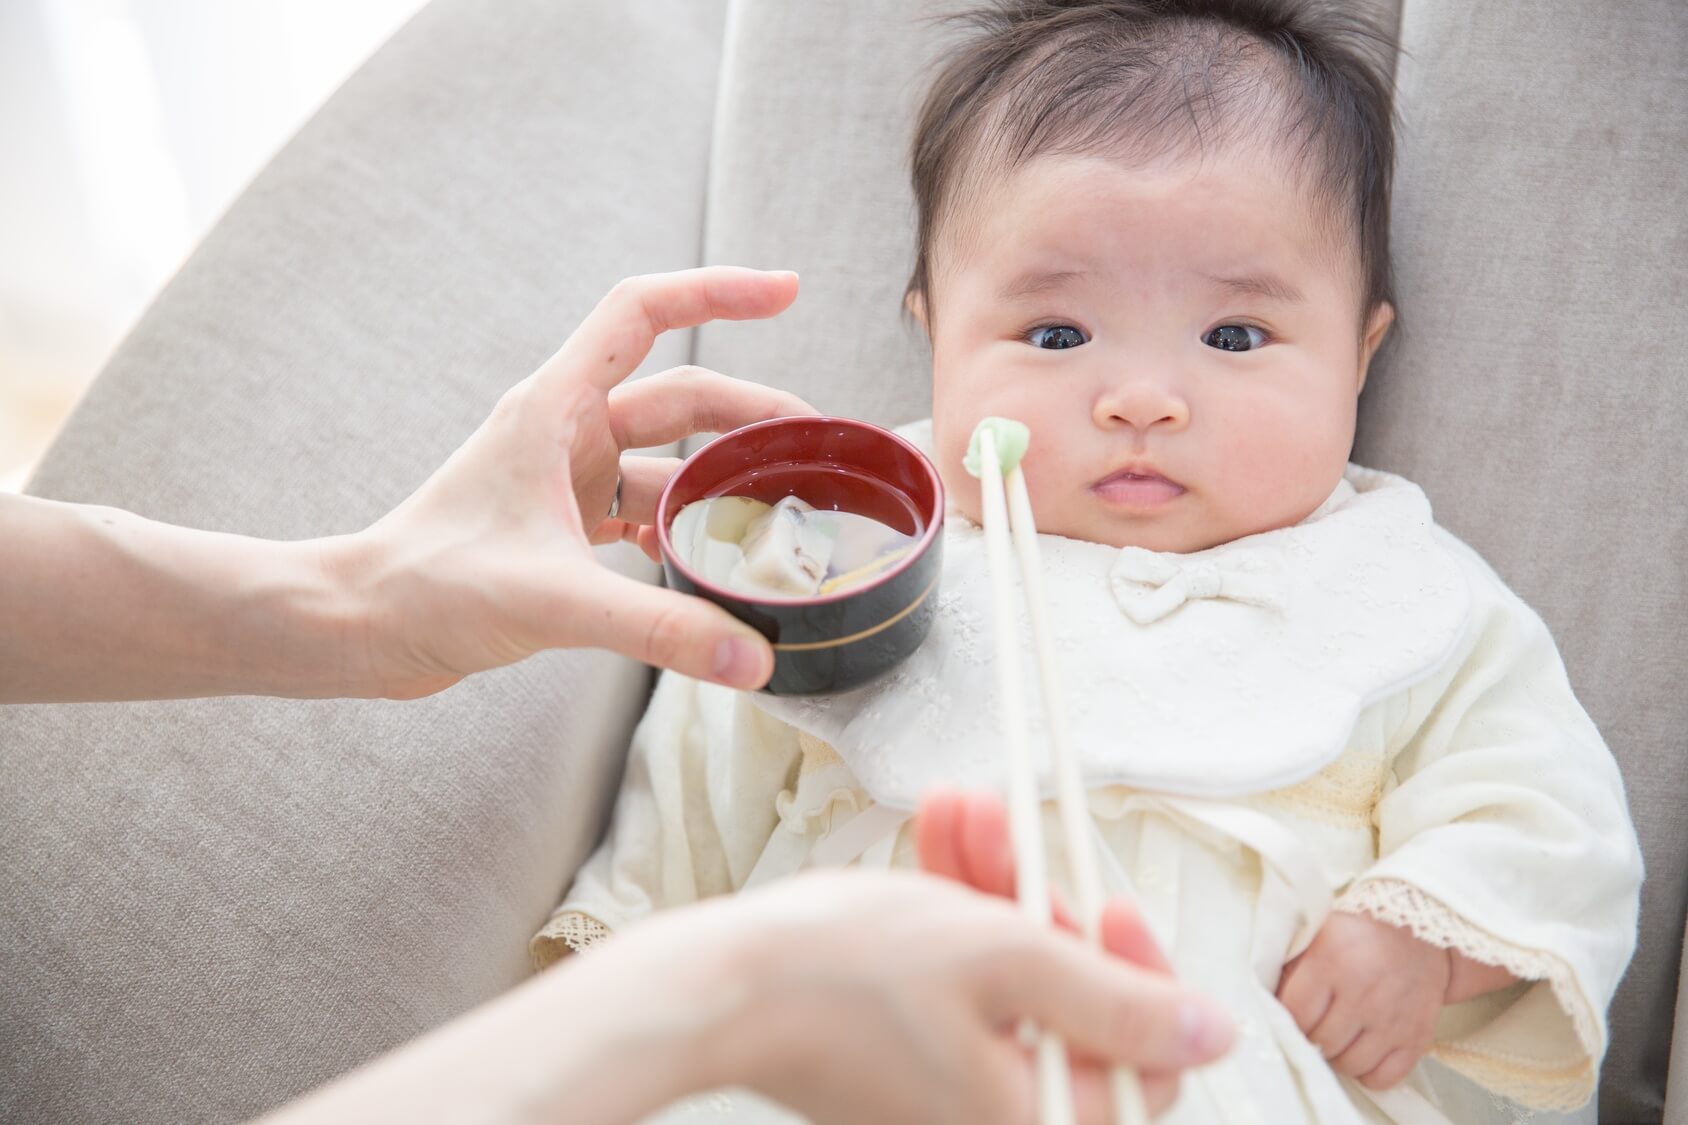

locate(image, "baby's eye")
[[1027, 324, 1088, 350], [1203, 324, 1267, 351]]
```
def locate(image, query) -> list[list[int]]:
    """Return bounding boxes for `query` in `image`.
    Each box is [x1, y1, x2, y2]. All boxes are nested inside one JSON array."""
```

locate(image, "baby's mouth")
[[1090, 466, 1186, 509]]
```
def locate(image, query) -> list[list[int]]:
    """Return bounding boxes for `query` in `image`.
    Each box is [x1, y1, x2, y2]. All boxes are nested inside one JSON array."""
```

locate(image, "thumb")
[[564, 566, 774, 689], [1001, 939, 1234, 1074]]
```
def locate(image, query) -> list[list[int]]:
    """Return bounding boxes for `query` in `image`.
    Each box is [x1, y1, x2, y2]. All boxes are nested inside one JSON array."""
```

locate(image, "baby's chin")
[[1060, 521, 1221, 554]]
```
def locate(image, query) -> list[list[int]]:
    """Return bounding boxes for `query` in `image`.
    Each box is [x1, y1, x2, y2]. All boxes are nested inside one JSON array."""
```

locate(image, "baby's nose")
[[1093, 375, 1191, 431]]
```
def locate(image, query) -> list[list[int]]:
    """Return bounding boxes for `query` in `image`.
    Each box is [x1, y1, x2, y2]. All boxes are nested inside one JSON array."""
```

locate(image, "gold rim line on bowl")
[[768, 571, 942, 653]]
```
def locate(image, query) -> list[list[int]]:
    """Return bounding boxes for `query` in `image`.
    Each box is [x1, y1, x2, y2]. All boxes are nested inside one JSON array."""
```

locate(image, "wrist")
[[219, 533, 374, 700], [310, 529, 387, 698], [318, 521, 478, 701], [1443, 947, 1523, 1004], [603, 904, 808, 1104], [631, 912, 778, 1098], [539, 916, 769, 1118], [682, 924, 794, 1097], [314, 524, 460, 701]]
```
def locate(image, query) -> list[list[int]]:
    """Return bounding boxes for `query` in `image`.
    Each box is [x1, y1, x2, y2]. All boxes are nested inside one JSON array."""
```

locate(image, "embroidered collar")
[[754, 421, 1473, 810]]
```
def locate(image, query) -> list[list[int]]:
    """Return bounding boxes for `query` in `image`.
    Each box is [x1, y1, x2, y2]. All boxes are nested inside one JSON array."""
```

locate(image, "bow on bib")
[[1109, 546, 1289, 624]]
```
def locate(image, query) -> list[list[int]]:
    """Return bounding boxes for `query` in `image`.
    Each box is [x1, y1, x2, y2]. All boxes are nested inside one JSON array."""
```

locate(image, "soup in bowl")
[[656, 416, 945, 695]]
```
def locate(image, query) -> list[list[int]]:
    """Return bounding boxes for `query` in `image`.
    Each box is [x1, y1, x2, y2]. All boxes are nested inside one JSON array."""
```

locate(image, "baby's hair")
[[907, 0, 1399, 329]]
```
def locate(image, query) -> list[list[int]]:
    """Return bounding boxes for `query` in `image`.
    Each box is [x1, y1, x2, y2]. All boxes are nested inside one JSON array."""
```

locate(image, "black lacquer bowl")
[[657, 416, 945, 696]]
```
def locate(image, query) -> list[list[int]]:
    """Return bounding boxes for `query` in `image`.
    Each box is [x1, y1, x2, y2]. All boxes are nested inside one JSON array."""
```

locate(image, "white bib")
[[753, 421, 1473, 811]]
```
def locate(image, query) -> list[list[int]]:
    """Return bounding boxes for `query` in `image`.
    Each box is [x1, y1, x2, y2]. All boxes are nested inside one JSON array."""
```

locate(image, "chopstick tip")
[[964, 417, 1031, 478]]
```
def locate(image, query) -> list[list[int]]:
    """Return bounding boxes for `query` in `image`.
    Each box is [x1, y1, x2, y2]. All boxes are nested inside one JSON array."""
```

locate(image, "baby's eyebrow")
[[997, 268, 1089, 301], [1204, 272, 1306, 304]]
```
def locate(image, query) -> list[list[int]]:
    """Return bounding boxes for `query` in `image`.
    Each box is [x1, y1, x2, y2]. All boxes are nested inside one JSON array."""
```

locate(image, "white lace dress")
[[534, 435, 1640, 1125]]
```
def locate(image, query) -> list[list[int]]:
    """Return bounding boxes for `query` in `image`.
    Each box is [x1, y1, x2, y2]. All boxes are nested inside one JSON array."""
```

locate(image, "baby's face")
[[924, 151, 1391, 553]]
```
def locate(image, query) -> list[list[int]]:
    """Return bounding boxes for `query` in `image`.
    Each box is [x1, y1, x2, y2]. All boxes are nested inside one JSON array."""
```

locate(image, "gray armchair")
[[2, 2, 1682, 1122]]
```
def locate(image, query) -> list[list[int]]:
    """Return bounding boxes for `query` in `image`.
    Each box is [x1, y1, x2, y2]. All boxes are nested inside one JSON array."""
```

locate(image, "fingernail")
[[1178, 1000, 1234, 1059], [772, 269, 799, 282], [713, 636, 768, 688]]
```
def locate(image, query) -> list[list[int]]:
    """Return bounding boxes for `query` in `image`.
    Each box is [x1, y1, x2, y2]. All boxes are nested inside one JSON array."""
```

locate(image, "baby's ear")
[[904, 289, 930, 334], [1357, 302, 1394, 392]]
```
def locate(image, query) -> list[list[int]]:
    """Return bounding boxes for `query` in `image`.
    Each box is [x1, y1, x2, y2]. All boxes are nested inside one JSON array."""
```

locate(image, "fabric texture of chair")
[[1356, 5, 1687, 1121], [0, 1, 726, 1121]]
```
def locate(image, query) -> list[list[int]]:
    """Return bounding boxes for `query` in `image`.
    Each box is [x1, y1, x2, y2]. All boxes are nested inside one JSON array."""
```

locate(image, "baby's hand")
[[1275, 912, 1449, 1090]]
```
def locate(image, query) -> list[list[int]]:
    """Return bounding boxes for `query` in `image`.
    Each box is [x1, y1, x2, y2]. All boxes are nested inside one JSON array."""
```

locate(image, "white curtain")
[[0, 0, 426, 490]]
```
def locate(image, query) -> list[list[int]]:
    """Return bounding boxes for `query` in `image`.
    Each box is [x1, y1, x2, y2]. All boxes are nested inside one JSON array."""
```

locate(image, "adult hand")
[[657, 868, 1230, 1124], [268, 868, 1234, 1125], [917, 791, 1168, 961], [916, 791, 1197, 1117], [0, 268, 812, 704], [261, 793, 1231, 1125], [343, 267, 813, 698]]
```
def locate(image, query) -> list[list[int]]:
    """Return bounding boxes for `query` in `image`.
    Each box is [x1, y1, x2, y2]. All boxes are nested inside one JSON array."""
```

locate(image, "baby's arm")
[[1283, 542, 1640, 1109], [1277, 912, 1519, 1090], [1445, 948, 1521, 1005]]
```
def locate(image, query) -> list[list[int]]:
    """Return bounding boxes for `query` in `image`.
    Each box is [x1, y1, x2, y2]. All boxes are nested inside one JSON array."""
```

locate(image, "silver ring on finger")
[[606, 473, 622, 521]]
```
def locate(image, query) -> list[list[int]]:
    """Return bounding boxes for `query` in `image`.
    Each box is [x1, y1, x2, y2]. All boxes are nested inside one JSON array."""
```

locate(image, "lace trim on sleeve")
[[1335, 877, 1599, 1110], [529, 910, 612, 971]]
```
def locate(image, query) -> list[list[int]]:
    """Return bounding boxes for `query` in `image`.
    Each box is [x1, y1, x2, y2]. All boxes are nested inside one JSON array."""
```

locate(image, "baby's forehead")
[[904, 9, 1394, 318], [936, 149, 1359, 290]]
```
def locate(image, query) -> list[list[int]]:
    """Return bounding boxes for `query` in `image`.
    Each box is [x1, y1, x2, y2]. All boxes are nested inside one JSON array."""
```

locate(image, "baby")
[[535, 2, 1642, 1122]]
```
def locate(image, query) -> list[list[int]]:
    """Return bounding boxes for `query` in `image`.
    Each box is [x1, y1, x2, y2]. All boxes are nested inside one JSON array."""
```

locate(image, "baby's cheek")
[[944, 462, 984, 524], [930, 436, 982, 525], [1020, 448, 1065, 507], [930, 395, 1063, 529], [1213, 422, 1342, 533], [1016, 449, 1094, 540]]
